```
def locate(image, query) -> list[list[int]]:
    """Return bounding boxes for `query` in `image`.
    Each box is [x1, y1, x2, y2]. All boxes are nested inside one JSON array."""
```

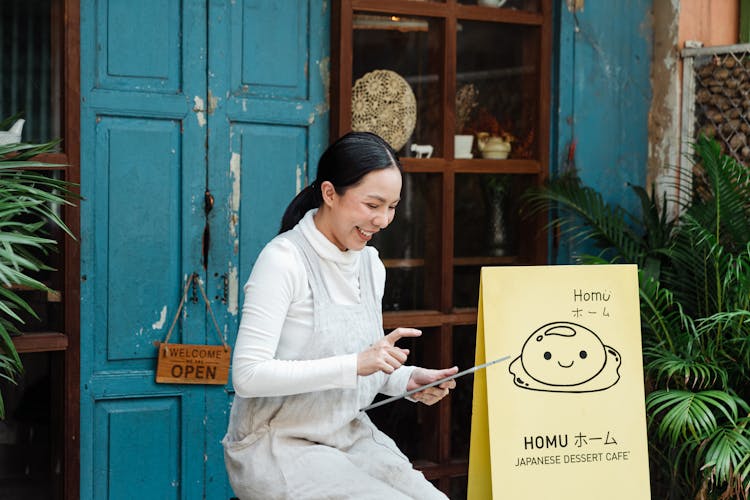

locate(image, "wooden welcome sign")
[[155, 273, 231, 386], [156, 343, 230, 385]]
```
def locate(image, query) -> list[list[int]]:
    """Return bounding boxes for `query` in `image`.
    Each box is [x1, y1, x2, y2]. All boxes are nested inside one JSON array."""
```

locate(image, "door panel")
[[93, 397, 181, 500], [234, 123, 308, 265], [81, 1, 329, 498], [204, 0, 329, 495], [97, 118, 184, 363], [80, 1, 208, 498], [236, 0, 309, 97], [95, 0, 183, 91]]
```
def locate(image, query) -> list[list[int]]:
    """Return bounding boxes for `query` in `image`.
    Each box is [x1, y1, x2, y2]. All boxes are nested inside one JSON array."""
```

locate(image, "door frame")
[[64, 0, 81, 493]]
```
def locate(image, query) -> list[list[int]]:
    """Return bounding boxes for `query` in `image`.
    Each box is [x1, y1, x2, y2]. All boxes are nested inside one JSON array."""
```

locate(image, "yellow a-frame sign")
[[468, 265, 650, 499]]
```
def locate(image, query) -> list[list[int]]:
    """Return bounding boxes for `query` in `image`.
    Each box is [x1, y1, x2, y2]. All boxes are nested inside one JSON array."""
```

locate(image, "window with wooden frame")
[[0, 1, 80, 499], [332, 0, 551, 496]]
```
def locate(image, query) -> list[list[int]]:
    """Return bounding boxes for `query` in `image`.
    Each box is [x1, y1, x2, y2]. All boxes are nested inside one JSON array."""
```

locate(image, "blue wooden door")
[[80, 1, 328, 498], [204, 0, 329, 494]]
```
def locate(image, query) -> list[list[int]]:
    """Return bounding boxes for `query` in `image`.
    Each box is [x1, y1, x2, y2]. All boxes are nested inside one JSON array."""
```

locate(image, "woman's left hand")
[[406, 366, 459, 405]]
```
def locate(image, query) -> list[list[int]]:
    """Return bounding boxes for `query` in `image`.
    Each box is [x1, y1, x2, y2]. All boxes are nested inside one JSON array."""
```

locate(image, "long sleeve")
[[231, 237, 358, 398], [380, 365, 416, 396]]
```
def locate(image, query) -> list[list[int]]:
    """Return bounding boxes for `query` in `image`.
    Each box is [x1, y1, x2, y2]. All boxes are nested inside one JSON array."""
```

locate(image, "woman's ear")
[[320, 181, 336, 207]]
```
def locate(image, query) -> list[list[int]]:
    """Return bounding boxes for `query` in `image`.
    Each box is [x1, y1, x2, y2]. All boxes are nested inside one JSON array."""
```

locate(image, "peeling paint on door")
[[296, 163, 304, 193], [208, 89, 219, 115], [318, 56, 330, 114], [194, 95, 207, 127], [229, 152, 241, 238], [227, 263, 239, 316], [649, 0, 681, 216], [152, 305, 168, 329]]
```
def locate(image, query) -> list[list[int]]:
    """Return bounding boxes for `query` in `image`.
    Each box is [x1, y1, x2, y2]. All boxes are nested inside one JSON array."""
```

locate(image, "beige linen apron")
[[223, 230, 446, 500]]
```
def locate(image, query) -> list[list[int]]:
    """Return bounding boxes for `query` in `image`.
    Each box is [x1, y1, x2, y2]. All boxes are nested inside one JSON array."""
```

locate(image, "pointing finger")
[[384, 328, 422, 345]]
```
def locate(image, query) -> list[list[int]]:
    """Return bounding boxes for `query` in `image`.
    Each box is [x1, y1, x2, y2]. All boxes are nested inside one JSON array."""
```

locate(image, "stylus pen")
[[359, 355, 511, 412]]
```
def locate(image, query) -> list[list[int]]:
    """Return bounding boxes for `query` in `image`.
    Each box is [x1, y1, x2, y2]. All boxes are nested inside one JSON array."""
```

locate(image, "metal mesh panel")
[[684, 44, 750, 163]]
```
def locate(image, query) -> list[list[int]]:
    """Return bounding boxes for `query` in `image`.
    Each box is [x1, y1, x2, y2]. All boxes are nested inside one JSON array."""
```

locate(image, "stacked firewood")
[[694, 54, 750, 161]]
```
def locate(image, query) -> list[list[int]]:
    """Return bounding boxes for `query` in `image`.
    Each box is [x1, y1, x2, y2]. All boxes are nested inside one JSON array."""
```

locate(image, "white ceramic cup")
[[454, 134, 474, 159]]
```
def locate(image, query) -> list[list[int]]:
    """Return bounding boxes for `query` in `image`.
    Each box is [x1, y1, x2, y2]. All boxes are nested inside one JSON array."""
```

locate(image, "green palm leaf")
[[690, 136, 750, 250], [523, 175, 648, 263], [644, 347, 728, 391], [638, 272, 686, 351], [697, 420, 750, 497], [0, 129, 77, 420], [646, 389, 744, 443]]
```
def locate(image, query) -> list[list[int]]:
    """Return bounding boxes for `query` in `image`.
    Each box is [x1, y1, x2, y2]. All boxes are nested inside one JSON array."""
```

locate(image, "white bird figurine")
[[0, 119, 25, 145]]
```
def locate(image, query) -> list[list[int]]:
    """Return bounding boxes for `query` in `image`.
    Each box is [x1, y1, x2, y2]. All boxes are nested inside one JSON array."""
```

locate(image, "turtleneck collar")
[[297, 209, 360, 268]]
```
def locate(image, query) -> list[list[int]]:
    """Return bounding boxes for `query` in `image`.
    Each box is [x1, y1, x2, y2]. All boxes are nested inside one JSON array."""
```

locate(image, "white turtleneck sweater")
[[231, 209, 414, 399]]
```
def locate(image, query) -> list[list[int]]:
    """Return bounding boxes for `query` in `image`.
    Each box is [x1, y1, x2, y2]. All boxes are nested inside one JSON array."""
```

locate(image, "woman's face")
[[316, 166, 402, 251]]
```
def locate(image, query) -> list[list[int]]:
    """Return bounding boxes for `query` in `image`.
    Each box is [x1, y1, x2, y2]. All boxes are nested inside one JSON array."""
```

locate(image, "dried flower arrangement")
[[463, 107, 536, 159], [465, 108, 516, 142], [455, 84, 479, 134], [512, 129, 535, 159]]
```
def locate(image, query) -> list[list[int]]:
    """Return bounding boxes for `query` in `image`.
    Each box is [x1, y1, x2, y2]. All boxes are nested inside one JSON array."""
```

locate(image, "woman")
[[223, 131, 457, 499]]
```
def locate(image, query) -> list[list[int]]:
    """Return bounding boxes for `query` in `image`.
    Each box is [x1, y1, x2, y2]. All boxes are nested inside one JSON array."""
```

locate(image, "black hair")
[[278, 131, 402, 233]]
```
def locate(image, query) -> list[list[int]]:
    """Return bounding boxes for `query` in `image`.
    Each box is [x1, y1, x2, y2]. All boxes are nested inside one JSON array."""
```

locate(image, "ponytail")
[[278, 183, 321, 233]]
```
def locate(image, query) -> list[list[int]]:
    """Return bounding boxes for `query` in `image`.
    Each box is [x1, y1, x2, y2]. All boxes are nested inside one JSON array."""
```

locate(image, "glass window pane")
[[372, 173, 442, 311], [456, 21, 540, 159], [451, 324, 478, 461], [0, 0, 62, 144], [353, 14, 444, 158], [454, 265, 481, 308], [0, 352, 62, 499], [454, 174, 525, 259], [454, 174, 532, 308], [457, 0, 541, 13], [451, 477, 469, 499], [366, 327, 438, 460]]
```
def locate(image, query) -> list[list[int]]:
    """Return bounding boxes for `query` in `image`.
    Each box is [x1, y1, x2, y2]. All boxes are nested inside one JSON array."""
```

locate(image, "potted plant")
[[523, 137, 750, 498], [0, 115, 75, 419]]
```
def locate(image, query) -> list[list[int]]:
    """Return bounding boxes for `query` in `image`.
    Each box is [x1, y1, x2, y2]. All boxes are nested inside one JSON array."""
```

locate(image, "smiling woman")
[[223, 131, 458, 499], [314, 165, 402, 251]]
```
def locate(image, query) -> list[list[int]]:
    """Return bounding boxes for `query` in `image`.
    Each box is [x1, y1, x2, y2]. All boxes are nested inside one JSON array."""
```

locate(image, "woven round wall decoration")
[[351, 69, 417, 151]]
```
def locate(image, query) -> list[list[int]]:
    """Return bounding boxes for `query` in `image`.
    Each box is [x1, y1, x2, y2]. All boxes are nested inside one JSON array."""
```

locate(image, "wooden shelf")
[[384, 256, 518, 268], [456, 4, 543, 25], [350, 0, 544, 26], [6, 284, 62, 302], [5, 152, 69, 171], [383, 308, 477, 328], [400, 157, 542, 174], [453, 158, 541, 174], [382, 258, 425, 268], [454, 255, 517, 266], [415, 458, 469, 480], [12, 332, 68, 353]]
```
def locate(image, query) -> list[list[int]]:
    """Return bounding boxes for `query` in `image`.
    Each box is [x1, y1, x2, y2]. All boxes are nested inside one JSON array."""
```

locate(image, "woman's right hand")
[[357, 328, 422, 376]]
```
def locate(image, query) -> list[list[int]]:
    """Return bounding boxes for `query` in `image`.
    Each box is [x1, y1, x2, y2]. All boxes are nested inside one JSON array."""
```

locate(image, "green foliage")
[[0, 124, 74, 419], [524, 136, 750, 498]]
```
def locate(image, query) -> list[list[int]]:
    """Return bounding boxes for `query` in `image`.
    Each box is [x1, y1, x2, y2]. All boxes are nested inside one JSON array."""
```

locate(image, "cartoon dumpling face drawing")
[[509, 321, 621, 393]]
